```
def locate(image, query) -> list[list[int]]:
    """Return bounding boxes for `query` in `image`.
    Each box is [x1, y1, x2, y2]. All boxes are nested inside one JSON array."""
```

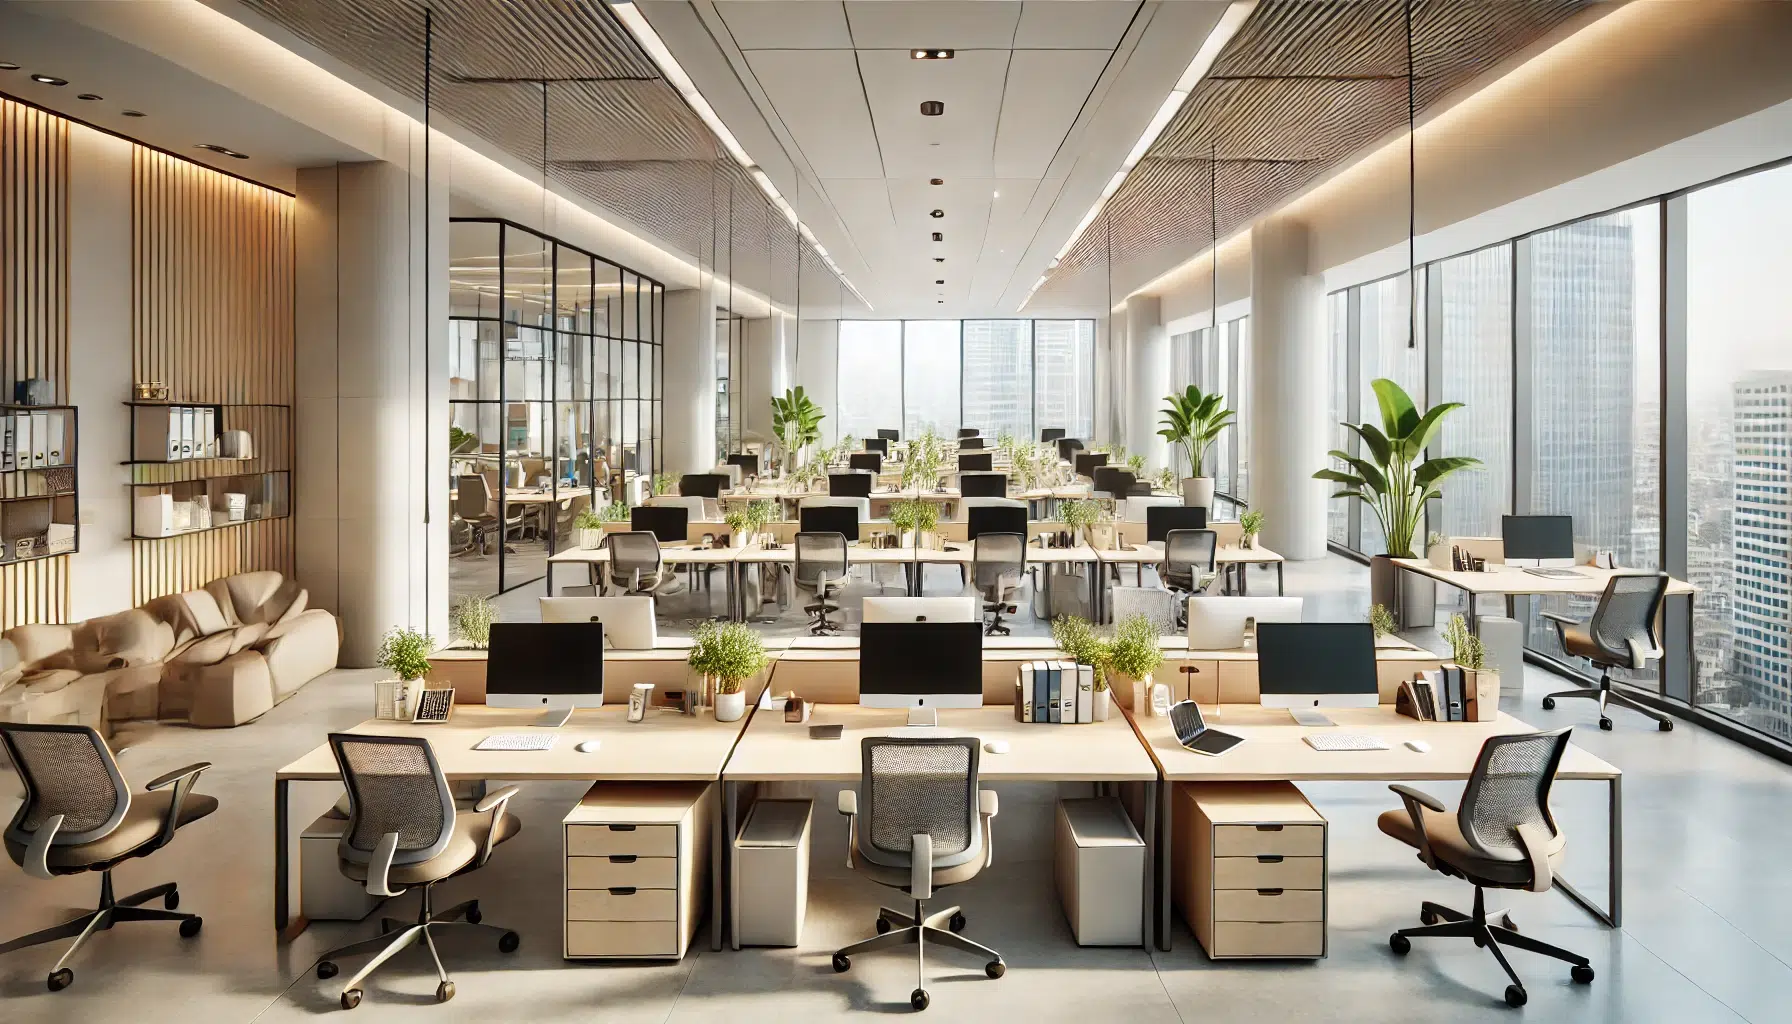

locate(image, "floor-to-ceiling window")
[[1435, 244, 1514, 541], [962, 319, 1032, 442], [1034, 319, 1097, 440], [1353, 273, 1425, 555], [1327, 290, 1352, 546], [902, 320, 962, 438], [836, 320, 903, 443]]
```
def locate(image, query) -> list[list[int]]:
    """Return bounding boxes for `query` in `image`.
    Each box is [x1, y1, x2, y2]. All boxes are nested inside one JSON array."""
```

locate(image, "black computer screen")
[[1502, 515, 1574, 561], [1255, 623, 1378, 697], [957, 428, 980, 439], [958, 453, 993, 472], [1074, 452, 1108, 477], [960, 473, 1008, 498], [877, 428, 900, 441], [630, 505, 688, 543], [958, 437, 985, 450], [828, 472, 873, 499], [1058, 438, 1085, 460], [849, 453, 882, 474], [968, 505, 1028, 540], [859, 622, 982, 699], [864, 437, 889, 455], [486, 622, 604, 698], [680, 473, 727, 498], [726, 453, 759, 478], [1146, 505, 1207, 543], [1040, 428, 1066, 443], [800, 504, 859, 543], [1092, 467, 1134, 496]]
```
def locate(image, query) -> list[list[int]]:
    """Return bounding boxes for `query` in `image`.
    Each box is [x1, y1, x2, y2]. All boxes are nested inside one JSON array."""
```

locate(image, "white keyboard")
[[474, 732, 558, 752], [1303, 733, 1389, 752]]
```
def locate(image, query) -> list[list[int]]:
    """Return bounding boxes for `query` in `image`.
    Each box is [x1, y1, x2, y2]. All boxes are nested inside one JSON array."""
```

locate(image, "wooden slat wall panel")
[[0, 97, 71, 628], [131, 148, 295, 605]]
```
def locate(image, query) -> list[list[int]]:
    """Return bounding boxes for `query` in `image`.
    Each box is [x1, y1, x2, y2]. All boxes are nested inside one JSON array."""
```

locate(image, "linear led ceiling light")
[[609, 0, 871, 311], [1021, 0, 1254, 310]]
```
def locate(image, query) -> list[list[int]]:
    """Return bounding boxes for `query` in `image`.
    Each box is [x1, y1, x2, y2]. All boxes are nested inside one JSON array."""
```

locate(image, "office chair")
[[1539, 572, 1673, 731], [0, 723, 214, 992], [972, 533, 1026, 636], [833, 736, 1004, 1012], [1381, 728, 1592, 1008], [456, 475, 528, 554], [603, 531, 676, 596], [795, 531, 850, 636], [1162, 529, 1218, 621], [314, 735, 521, 1009]]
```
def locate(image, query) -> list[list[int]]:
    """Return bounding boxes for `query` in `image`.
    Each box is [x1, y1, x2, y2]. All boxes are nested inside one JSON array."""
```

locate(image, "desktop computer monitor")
[[679, 473, 728, 499], [1040, 428, 1066, 443], [828, 472, 873, 499], [1093, 467, 1135, 497], [538, 596, 658, 650], [877, 428, 900, 442], [968, 505, 1028, 541], [862, 596, 978, 623], [1503, 515, 1575, 567], [1058, 437, 1085, 460], [864, 437, 889, 455], [959, 472, 1008, 498], [630, 505, 688, 543], [801, 503, 860, 542], [958, 452, 993, 472], [849, 452, 882, 473], [485, 622, 605, 719], [1186, 596, 1303, 650], [1147, 505, 1207, 543], [726, 453, 759, 478], [1255, 622, 1379, 711], [1074, 452, 1108, 478], [958, 437, 985, 450], [957, 428, 980, 440], [859, 621, 983, 709]]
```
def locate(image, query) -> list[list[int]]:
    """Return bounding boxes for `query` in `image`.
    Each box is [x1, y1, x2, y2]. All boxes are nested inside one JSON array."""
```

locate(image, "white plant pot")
[[1092, 687, 1111, 722], [1182, 477, 1215, 509], [714, 689, 746, 722], [577, 527, 604, 550]]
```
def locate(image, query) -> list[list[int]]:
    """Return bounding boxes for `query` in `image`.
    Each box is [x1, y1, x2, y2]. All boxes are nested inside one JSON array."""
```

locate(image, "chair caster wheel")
[[436, 981, 455, 1003], [1572, 964, 1595, 984], [985, 960, 1005, 979], [876, 917, 892, 934], [165, 889, 181, 910], [1499, 914, 1517, 932], [317, 961, 338, 980], [832, 953, 851, 973], [950, 912, 967, 933], [47, 968, 73, 991], [1389, 933, 1411, 955], [1420, 909, 1438, 925], [1542, 696, 1556, 710], [1599, 717, 1614, 731], [180, 916, 203, 938], [911, 988, 930, 1011], [1659, 718, 1674, 732], [340, 988, 363, 1010], [466, 902, 482, 925], [1473, 935, 1486, 948], [499, 931, 520, 953], [1504, 984, 1527, 1007]]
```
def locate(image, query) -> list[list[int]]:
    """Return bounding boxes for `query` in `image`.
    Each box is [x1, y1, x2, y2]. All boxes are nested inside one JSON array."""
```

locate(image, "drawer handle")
[[607, 887, 637, 896], [1256, 855, 1284, 864], [607, 824, 638, 832], [1254, 824, 1284, 832], [608, 855, 638, 864], [1256, 888, 1285, 896]]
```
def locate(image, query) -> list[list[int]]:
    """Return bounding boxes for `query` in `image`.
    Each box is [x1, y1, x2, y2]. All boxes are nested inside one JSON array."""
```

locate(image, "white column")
[[1249, 215, 1328, 560], [793, 319, 839, 446], [1125, 295, 1169, 470], [739, 312, 791, 442], [294, 159, 447, 666], [662, 284, 718, 474]]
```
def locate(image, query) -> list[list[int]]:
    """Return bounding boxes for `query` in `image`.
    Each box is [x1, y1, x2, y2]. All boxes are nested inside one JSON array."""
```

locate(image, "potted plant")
[[771, 386, 825, 479], [1052, 616, 1113, 721], [1107, 614, 1164, 716], [1060, 498, 1113, 550], [375, 626, 434, 720], [650, 472, 676, 498], [1314, 378, 1480, 627], [889, 498, 940, 549], [573, 505, 605, 549], [449, 596, 495, 650], [687, 621, 768, 722], [1368, 603, 1401, 648], [1239, 509, 1265, 549], [1158, 385, 1234, 510], [1442, 613, 1498, 722]]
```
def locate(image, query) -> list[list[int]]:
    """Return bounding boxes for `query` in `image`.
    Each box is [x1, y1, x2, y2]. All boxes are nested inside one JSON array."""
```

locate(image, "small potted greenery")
[[889, 498, 940, 549], [374, 626, 434, 720], [1106, 613, 1164, 716], [724, 504, 756, 547], [687, 621, 768, 722], [450, 596, 495, 650], [1368, 603, 1400, 647], [1060, 497, 1114, 550], [1126, 453, 1147, 476], [1442, 613, 1497, 721], [1239, 509, 1265, 549], [1159, 384, 1235, 509], [1052, 616, 1113, 721], [573, 505, 606, 549]]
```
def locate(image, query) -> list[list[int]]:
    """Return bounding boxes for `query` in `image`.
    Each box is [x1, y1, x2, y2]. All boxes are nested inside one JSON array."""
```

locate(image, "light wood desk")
[[1390, 558, 1693, 626], [547, 542, 744, 614], [738, 539, 929, 598], [721, 704, 1161, 949], [1095, 541, 1287, 596], [272, 706, 750, 938], [915, 540, 1098, 608], [1125, 704, 1622, 949]]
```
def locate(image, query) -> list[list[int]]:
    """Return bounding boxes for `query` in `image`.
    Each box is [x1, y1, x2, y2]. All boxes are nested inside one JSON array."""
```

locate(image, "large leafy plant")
[[771, 387, 825, 470], [1158, 385, 1235, 479], [1314, 378, 1480, 559]]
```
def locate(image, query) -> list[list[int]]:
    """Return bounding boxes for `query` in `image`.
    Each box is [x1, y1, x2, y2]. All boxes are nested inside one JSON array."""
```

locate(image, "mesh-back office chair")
[[1539, 573, 1672, 732], [833, 737, 1004, 1012], [1380, 729, 1592, 1008], [795, 531, 850, 636], [972, 533, 1026, 636], [0, 724, 214, 992], [314, 735, 521, 1010], [602, 531, 675, 596], [1162, 529, 1218, 623], [455, 475, 529, 554]]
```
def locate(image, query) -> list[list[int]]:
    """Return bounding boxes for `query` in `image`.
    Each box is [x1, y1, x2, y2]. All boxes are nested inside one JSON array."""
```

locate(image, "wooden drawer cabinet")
[[1173, 781, 1328, 959], [563, 783, 714, 960]]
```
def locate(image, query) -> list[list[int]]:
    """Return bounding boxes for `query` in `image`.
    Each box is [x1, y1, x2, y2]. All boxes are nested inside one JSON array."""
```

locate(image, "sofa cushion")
[[93, 609, 176, 667], [38, 649, 127, 675], [177, 590, 235, 638], [203, 578, 243, 627], [272, 584, 310, 627], [219, 571, 304, 626], [7, 624, 75, 666]]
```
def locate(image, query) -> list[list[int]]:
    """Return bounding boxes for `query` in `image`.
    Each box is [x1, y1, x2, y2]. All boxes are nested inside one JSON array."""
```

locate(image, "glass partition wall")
[[449, 218, 664, 600]]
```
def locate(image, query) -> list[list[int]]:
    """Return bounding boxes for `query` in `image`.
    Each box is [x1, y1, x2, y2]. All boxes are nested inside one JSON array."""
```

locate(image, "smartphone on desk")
[[1170, 700, 1243, 756]]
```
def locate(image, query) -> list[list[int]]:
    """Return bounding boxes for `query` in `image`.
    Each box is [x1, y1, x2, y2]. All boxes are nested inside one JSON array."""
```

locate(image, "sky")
[[1687, 161, 1792, 409]]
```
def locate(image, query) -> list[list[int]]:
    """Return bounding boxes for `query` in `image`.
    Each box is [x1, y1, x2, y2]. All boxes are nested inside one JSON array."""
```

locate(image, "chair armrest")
[[145, 762, 212, 851], [1388, 784, 1445, 870], [1538, 611, 1580, 626], [22, 813, 64, 880], [475, 784, 520, 814], [1515, 823, 1554, 893], [838, 790, 858, 869], [979, 789, 999, 866], [1388, 784, 1445, 813], [365, 831, 402, 897], [910, 832, 933, 901], [473, 785, 521, 868], [146, 762, 212, 791]]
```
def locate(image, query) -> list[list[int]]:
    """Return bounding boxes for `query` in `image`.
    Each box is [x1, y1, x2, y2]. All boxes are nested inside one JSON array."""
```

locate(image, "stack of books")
[[1397, 667, 1470, 722], [1014, 661, 1095, 724]]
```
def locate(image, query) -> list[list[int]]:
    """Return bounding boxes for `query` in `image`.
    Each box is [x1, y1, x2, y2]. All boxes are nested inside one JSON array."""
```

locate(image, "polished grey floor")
[[3, 556, 1790, 1022]]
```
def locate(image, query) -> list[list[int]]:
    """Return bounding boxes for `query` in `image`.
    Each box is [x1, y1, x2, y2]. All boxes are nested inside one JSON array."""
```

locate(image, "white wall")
[[662, 283, 720, 474], [793, 319, 839, 445]]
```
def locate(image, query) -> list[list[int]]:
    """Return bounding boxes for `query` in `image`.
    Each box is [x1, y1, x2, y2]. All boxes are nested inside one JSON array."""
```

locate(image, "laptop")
[[1169, 700, 1243, 756]]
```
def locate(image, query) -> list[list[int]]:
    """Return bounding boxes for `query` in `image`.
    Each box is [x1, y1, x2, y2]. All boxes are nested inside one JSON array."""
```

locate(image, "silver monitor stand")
[[536, 707, 574, 728], [1289, 708, 1336, 727]]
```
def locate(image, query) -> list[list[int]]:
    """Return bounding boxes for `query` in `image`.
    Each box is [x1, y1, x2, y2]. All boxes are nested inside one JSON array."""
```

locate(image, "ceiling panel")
[[1013, 1, 1139, 49], [844, 1, 1023, 49], [744, 50, 884, 178], [859, 48, 1009, 179], [714, 1, 853, 49], [992, 49, 1110, 178]]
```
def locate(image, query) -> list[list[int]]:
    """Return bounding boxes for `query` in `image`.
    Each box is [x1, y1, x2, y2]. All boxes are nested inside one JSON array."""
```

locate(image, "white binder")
[[200, 407, 216, 458], [46, 412, 65, 466], [29, 413, 48, 467], [165, 407, 180, 460], [135, 492, 175, 537], [15, 413, 32, 472], [0, 414, 13, 472], [179, 407, 195, 459], [1075, 664, 1093, 724]]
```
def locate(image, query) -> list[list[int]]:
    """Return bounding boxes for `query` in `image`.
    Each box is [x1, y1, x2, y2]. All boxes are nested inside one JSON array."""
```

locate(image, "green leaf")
[[1414, 455, 1482, 488], [1371, 378, 1420, 439], [1406, 402, 1465, 454], [1343, 422, 1393, 467]]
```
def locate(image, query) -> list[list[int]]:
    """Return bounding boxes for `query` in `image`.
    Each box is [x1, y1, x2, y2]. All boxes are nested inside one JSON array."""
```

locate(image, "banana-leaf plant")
[[1313, 378, 1481, 558], [1157, 385, 1234, 479], [770, 386, 825, 476]]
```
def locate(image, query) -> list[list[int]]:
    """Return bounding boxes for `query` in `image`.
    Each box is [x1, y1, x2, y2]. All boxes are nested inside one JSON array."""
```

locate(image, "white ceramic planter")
[[714, 689, 746, 722], [1182, 477, 1215, 509], [577, 527, 603, 550], [1091, 687, 1111, 722]]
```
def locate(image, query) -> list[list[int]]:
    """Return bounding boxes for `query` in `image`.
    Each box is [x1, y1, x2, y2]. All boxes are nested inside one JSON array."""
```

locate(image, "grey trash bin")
[[734, 799, 812, 947]]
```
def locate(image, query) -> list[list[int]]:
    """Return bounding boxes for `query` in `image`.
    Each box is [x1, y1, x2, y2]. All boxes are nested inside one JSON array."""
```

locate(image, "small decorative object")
[[220, 429, 254, 458], [170, 501, 193, 532], [15, 537, 37, 560], [889, 497, 939, 550], [13, 379, 54, 405], [450, 595, 495, 649], [628, 683, 654, 722], [784, 695, 811, 724], [189, 498, 212, 531], [46, 523, 76, 554], [410, 688, 455, 724], [222, 492, 247, 522], [1240, 510, 1265, 549], [572, 505, 605, 549], [687, 621, 768, 723], [374, 626, 435, 721], [133, 381, 170, 401]]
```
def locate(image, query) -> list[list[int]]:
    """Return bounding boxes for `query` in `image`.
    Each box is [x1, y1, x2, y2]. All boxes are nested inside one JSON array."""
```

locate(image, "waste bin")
[[734, 799, 812, 946]]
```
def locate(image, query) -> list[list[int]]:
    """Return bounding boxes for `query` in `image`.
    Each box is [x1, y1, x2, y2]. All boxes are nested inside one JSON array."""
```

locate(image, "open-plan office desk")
[[1126, 704, 1623, 950], [1390, 559, 1694, 628], [1095, 542, 1287, 598], [271, 706, 749, 937], [720, 704, 1160, 950], [546, 543, 746, 615]]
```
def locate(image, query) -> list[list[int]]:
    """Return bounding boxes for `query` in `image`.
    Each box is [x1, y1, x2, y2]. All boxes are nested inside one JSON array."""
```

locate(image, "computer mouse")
[[983, 740, 1010, 754], [576, 740, 603, 753], [1404, 740, 1431, 753]]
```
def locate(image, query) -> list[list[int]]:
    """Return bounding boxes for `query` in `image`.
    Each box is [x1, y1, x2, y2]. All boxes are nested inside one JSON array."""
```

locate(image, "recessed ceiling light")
[[0, 62, 20, 71], [197, 143, 249, 160], [930, 178, 944, 186], [920, 101, 944, 117], [935, 279, 944, 285], [121, 109, 146, 117], [992, 191, 1000, 198], [77, 93, 102, 101], [933, 257, 944, 263], [30, 74, 67, 86], [932, 232, 943, 242], [910, 49, 954, 60], [929, 209, 944, 219]]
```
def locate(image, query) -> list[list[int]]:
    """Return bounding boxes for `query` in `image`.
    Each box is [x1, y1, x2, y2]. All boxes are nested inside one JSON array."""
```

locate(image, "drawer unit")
[[563, 782, 715, 960], [1173, 781, 1327, 959]]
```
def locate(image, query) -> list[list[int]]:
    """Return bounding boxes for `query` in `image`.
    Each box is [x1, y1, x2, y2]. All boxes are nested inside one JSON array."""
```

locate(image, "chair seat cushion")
[[340, 810, 521, 887], [1377, 807, 1563, 887], [1556, 623, 1606, 663], [6, 790, 219, 872], [850, 835, 984, 889]]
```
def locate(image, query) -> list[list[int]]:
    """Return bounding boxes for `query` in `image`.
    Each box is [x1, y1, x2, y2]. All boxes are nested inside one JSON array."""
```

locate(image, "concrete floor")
[[3, 556, 1790, 1022]]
